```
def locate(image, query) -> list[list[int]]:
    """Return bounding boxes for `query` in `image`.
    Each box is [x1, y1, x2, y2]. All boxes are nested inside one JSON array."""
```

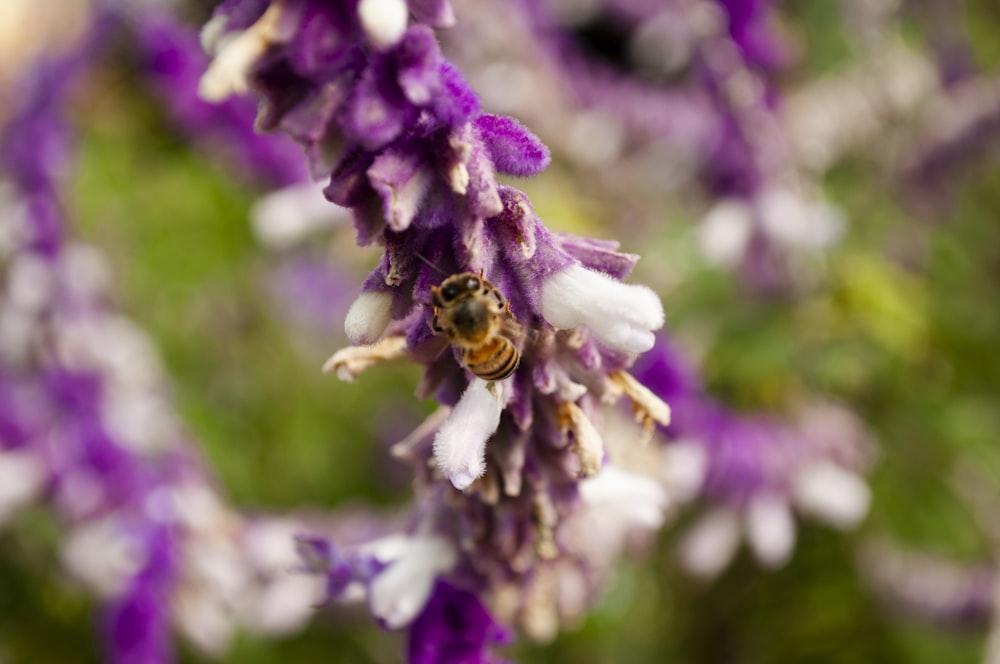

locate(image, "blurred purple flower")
[[408, 581, 513, 664]]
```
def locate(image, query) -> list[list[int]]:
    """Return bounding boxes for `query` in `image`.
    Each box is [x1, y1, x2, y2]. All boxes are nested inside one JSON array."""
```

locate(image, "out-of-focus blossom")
[[0, 11, 330, 662], [633, 335, 875, 578]]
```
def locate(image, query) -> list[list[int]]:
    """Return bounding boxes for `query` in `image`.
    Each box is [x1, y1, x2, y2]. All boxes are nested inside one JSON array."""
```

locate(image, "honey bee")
[[430, 272, 522, 381]]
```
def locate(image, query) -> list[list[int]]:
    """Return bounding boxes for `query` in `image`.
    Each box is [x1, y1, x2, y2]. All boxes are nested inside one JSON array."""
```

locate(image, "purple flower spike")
[[407, 581, 512, 664], [204, 0, 671, 651]]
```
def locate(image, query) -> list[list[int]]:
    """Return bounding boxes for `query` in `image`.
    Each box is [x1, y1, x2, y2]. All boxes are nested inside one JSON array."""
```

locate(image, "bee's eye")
[[466, 277, 480, 291], [441, 284, 460, 301]]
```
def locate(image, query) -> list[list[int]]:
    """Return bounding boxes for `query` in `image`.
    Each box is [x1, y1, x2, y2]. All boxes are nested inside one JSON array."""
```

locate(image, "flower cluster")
[[200, 0, 672, 655], [633, 335, 875, 578], [0, 10, 324, 662]]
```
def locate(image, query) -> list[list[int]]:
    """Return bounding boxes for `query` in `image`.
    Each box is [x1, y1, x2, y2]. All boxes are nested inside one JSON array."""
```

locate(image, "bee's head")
[[432, 273, 481, 307]]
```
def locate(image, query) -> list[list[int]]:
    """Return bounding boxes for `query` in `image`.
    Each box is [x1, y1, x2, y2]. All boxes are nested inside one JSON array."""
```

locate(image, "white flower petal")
[[344, 291, 394, 345], [174, 589, 235, 657], [246, 574, 324, 634], [791, 462, 871, 529], [579, 465, 669, 530], [540, 264, 664, 353], [662, 440, 708, 501], [697, 199, 752, 266], [369, 536, 457, 629], [251, 182, 348, 249], [62, 520, 143, 597], [759, 188, 844, 250], [745, 493, 796, 569], [198, 4, 284, 101], [677, 508, 741, 579], [0, 449, 45, 525], [433, 379, 502, 489], [358, 0, 409, 50]]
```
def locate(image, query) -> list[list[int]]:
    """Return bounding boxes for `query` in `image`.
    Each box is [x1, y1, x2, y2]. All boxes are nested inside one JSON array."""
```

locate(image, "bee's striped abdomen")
[[463, 336, 520, 381]]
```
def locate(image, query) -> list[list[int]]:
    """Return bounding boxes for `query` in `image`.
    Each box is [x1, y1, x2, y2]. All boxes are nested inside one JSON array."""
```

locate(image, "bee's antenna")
[[414, 252, 448, 276]]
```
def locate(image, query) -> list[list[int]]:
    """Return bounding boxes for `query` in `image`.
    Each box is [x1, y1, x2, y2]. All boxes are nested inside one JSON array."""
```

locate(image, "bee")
[[430, 272, 522, 381]]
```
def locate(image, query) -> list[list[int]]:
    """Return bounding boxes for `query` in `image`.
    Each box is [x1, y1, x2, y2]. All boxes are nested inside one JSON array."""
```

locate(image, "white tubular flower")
[[677, 508, 741, 580], [433, 379, 503, 490], [368, 535, 458, 629], [540, 264, 664, 354], [791, 462, 871, 529], [358, 0, 409, 50], [745, 493, 796, 570], [344, 291, 394, 345], [62, 519, 143, 597], [662, 440, 708, 502], [758, 188, 844, 251], [0, 449, 45, 526], [251, 182, 348, 249], [579, 465, 669, 530], [697, 199, 752, 267]]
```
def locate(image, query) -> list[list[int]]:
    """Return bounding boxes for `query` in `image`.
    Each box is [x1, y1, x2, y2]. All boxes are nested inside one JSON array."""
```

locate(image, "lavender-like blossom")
[[633, 335, 875, 578], [0, 11, 328, 662], [198, 0, 671, 655]]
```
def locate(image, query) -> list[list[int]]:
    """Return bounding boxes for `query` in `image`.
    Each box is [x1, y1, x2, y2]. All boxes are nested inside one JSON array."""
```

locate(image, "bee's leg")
[[431, 309, 444, 334]]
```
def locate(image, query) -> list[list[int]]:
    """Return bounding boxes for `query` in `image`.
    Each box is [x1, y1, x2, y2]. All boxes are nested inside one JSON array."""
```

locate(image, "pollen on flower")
[[323, 335, 407, 382], [198, 4, 285, 101], [540, 264, 664, 354], [558, 401, 605, 477], [607, 370, 672, 443]]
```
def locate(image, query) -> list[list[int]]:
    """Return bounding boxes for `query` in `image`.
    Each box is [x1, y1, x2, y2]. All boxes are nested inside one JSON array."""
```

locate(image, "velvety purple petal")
[[473, 115, 550, 177], [396, 26, 443, 105], [287, 3, 357, 78], [555, 232, 638, 280], [406, 581, 511, 664], [325, 147, 377, 208], [368, 146, 434, 231], [429, 62, 480, 127], [342, 52, 416, 149]]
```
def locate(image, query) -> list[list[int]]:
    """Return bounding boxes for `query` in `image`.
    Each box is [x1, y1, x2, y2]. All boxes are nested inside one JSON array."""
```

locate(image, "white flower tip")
[[745, 494, 796, 570], [677, 509, 741, 580], [251, 182, 348, 249], [540, 264, 664, 354], [199, 14, 229, 54], [697, 199, 752, 267], [344, 291, 394, 345], [0, 450, 45, 524], [358, 0, 409, 50], [433, 380, 502, 490], [792, 462, 871, 529], [370, 536, 457, 628], [579, 466, 669, 530]]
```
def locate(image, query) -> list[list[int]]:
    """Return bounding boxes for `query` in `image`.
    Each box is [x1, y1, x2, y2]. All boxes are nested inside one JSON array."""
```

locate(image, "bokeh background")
[[2, 0, 1000, 662]]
